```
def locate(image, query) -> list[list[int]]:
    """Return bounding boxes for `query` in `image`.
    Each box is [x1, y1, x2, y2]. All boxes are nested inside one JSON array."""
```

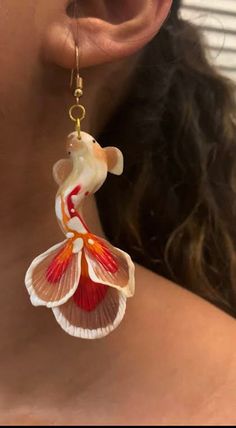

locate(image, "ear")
[[104, 147, 124, 176], [43, 0, 172, 69]]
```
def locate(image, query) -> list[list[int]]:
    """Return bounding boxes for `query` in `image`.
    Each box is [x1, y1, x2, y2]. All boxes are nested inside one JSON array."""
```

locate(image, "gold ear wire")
[[70, 68, 74, 90], [70, 46, 81, 89], [69, 44, 86, 140]]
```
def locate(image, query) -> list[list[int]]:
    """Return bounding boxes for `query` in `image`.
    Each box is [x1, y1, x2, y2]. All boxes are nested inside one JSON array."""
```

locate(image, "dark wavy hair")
[[97, 0, 236, 315]]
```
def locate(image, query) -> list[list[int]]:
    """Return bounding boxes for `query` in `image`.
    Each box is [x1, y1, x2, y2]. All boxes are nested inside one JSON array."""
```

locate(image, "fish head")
[[66, 131, 106, 163], [66, 131, 123, 176]]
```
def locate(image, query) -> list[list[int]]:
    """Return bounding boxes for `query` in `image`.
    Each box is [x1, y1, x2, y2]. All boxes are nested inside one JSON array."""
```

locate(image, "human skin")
[[0, 0, 236, 425]]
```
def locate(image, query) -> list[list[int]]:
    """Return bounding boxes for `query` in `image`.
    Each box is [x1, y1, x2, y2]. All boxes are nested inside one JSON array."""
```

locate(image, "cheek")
[[0, 2, 37, 77], [0, 0, 62, 118], [0, 2, 42, 125]]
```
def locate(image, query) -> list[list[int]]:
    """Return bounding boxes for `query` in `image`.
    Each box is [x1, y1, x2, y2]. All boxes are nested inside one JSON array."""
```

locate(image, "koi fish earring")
[[25, 45, 135, 339]]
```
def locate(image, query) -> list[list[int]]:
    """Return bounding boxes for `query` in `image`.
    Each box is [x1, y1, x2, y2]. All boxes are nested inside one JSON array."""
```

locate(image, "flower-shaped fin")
[[84, 236, 135, 298], [25, 240, 81, 308], [52, 254, 126, 339]]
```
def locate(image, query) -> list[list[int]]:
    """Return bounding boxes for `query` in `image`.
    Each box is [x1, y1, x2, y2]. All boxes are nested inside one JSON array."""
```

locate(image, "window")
[[182, 0, 236, 81]]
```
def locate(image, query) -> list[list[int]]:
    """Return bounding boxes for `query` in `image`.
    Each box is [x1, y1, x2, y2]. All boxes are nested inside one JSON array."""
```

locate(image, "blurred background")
[[182, 0, 236, 81]]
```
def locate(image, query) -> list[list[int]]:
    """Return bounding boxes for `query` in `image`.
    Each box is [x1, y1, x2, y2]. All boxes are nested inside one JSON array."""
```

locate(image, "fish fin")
[[53, 158, 73, 185], [104, 147, 124, 175], [52, 254, 126, 339], [84, 235, 135, 298], [25, 240, 81, 308]]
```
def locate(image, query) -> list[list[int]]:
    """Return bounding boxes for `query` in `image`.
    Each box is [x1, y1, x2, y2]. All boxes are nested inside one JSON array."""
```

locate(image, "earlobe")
[[43, 0, 172, 69], [104, 147, 124, 176]]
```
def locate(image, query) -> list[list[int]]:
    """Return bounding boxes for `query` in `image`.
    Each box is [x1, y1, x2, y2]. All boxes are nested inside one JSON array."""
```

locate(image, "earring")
[[24, 45, 135, 339]]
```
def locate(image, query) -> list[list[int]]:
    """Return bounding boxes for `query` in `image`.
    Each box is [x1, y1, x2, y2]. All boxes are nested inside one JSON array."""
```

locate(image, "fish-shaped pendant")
[[25, 131, 135, 339]]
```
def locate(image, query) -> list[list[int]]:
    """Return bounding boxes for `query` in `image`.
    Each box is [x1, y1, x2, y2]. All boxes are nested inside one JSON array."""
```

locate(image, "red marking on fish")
[[67, 185, 81, 217], [46, 245, 73, 283], [73, 276, 108, 311], [66, 185, 89, 231]]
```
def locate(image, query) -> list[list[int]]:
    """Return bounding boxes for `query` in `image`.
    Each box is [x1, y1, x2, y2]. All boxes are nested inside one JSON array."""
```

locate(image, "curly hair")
[[97, 1, 236, 315]]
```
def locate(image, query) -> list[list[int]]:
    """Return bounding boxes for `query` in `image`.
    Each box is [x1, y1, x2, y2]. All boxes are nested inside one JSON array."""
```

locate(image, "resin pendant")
[[25, 132, 135, 339]]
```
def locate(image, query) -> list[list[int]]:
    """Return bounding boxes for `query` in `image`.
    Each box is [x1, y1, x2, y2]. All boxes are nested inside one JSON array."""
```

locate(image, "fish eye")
[[92, 139, 96, 143]]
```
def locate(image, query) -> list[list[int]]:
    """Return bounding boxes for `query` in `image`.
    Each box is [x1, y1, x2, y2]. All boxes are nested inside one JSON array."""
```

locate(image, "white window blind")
[[181, 0, 236, 81]]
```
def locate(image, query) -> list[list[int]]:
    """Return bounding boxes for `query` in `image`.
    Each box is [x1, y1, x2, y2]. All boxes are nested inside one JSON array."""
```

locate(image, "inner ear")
[[66, 0, 143, 24]]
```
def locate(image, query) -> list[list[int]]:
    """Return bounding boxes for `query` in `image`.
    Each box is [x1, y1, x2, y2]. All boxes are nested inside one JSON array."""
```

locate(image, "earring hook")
[[70, 44, 83, 102], [75, 44, 80, 75], [69, 43, 85, 140]]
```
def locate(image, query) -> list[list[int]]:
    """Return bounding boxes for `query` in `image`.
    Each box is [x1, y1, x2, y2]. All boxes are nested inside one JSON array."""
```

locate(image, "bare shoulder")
[[121, 264, 236, 425]]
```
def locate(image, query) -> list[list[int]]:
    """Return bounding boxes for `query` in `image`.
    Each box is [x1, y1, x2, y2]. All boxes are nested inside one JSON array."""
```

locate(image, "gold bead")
[[74, 88, 83, 98]]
